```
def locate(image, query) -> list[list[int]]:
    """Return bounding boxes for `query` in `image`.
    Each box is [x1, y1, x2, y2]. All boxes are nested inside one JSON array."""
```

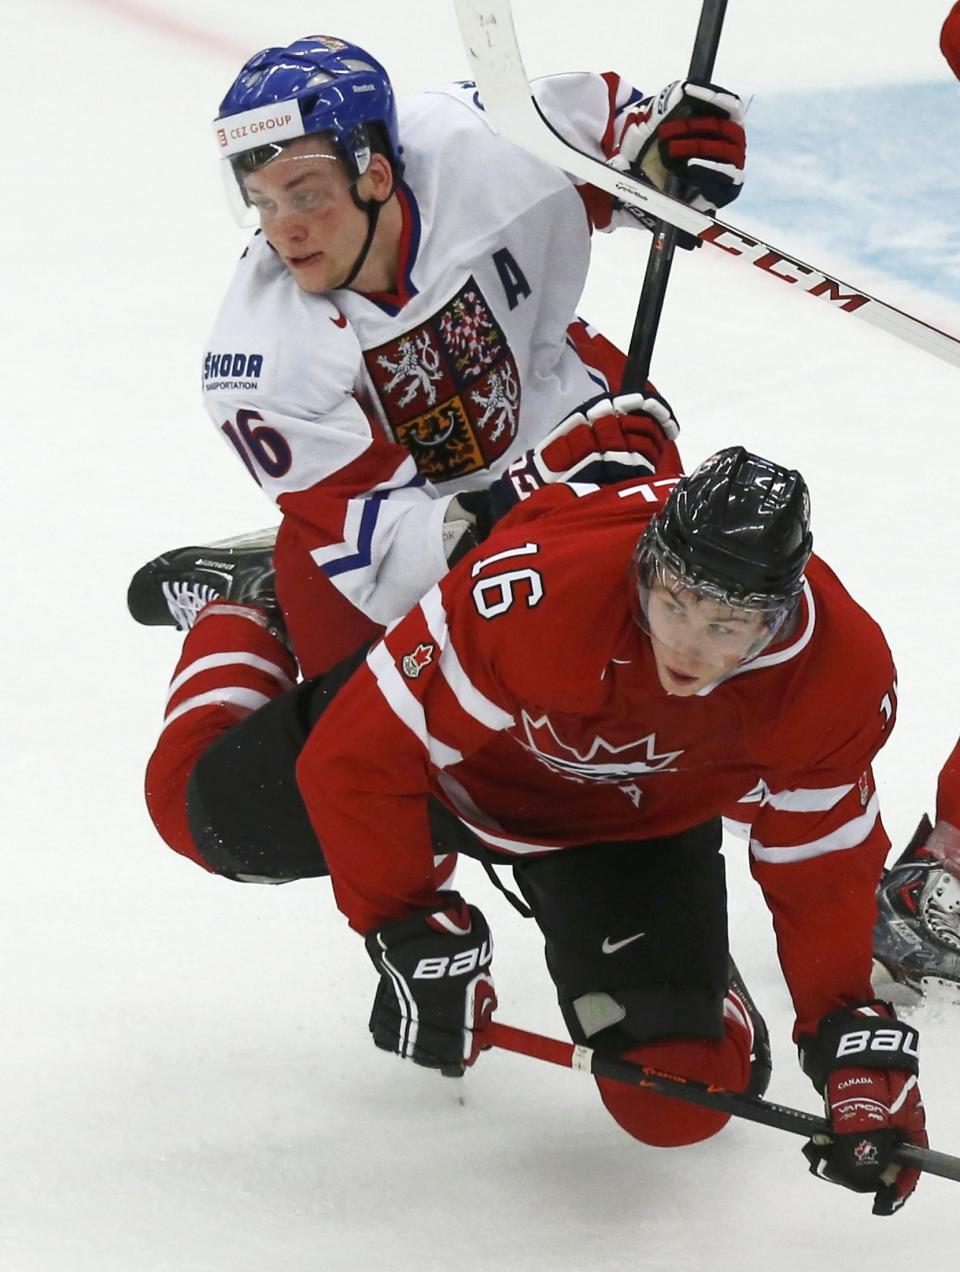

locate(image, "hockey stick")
[[453, 0, 960, 371], [486, 1019, 960, 1184], [622, 0, 727, 391]]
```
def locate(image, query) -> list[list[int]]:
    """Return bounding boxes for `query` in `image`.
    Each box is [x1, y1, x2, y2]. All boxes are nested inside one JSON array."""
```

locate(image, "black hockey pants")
[[186, 665, 730, 1050]]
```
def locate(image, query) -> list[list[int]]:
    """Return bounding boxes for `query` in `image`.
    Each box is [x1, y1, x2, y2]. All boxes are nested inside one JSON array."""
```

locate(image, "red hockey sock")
[[144, 603, 297, 870], [596, 990, 754, 1146]]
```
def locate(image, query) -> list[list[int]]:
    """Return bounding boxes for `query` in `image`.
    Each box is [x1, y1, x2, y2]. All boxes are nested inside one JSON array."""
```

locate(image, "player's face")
[[242, 136, 377, 293], [646, 579, 769, 696]]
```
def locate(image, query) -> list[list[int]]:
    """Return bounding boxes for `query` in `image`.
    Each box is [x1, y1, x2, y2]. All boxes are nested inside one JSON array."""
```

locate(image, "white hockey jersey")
[[202, 72, 657, 646]]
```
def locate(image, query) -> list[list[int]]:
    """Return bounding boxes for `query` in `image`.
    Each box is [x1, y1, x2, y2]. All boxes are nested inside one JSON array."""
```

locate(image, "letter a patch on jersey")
[[364, 277, 521, 483]]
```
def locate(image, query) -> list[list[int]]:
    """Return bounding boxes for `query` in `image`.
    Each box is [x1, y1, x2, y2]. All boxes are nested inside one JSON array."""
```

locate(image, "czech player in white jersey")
[[134, 34, 746, 673]]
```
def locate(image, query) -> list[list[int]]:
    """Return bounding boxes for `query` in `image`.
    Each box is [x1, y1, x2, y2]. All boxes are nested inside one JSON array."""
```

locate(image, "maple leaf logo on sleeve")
[[401, 642, 436, 679]]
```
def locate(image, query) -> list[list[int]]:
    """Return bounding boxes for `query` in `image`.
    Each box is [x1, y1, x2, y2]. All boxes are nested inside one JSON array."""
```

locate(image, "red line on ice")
[[76, 0, 250, 60]]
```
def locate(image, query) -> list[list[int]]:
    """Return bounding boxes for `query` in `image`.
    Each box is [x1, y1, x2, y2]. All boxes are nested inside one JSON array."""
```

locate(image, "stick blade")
[[453, 0, 557, 155]]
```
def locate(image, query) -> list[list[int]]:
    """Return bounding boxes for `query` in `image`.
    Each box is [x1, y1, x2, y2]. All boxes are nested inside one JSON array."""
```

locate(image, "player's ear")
[[363, 152, 395, 204]]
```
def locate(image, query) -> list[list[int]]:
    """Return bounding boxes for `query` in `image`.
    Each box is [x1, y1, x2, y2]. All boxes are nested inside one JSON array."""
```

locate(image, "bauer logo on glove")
[[365, 895, 497, 1077], [800, 1002, 927, 1216]]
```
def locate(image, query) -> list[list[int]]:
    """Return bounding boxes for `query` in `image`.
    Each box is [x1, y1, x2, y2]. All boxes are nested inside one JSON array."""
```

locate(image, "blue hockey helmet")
[[214, 35, 402, 194]]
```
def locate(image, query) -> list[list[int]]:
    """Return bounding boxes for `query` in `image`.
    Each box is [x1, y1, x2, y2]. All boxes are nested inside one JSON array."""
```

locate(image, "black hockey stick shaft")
[[486, 1020, 960, 1183], [621, 0, 728, 392]]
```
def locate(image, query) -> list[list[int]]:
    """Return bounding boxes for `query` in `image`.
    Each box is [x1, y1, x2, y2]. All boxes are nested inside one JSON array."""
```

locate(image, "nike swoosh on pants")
[[601, 933, 645, 954]]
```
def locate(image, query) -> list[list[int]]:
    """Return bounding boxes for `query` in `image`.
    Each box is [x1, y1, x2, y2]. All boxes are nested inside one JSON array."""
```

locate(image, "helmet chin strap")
[[340, 148, 399, 288], [337, 195, 385, 290]]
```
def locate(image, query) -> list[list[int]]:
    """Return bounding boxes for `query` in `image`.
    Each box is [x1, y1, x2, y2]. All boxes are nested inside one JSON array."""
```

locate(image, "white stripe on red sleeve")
[[419, 587, 515, 731], [736, 779, 854, 814], [366, 641, 464, 769], [166, 650, 295, 704], [164, 687, 274, 730], [750, 792, 881, 864]]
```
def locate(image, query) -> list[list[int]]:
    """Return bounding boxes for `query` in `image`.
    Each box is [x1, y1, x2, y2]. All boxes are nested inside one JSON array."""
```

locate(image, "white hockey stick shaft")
[[454, 0, 960, 371]]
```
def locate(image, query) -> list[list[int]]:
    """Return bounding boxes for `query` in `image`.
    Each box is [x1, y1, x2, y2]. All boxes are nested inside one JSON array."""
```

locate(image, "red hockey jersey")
[[299, 481, 898, 1036]]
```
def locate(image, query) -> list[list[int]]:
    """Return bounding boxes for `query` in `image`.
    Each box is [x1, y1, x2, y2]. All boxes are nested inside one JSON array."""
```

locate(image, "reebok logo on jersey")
[[601, 932, 645, 954]]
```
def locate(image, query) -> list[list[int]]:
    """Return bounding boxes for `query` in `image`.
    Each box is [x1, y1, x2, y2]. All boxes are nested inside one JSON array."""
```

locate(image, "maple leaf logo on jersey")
[[401, 643, 436, 679], [518, 711, 684, 784], [858, 770, 871, 807]]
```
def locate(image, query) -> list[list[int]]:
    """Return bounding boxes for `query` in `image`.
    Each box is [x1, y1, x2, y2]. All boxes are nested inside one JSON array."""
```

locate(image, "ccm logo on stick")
[[699, 225, 870, 312]]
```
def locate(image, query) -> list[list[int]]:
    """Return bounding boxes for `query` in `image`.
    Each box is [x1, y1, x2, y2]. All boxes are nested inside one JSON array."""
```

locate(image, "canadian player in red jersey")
[[933, 9, 960, 880], [298, 448, 926, 1216], [142, 396, 678, 878], [869, 7, 960, 1002]]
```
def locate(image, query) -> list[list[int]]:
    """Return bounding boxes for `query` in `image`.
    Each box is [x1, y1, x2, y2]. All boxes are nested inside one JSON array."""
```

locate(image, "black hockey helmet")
[[640, 447, 812, 603], [633, 447, 813, 667]]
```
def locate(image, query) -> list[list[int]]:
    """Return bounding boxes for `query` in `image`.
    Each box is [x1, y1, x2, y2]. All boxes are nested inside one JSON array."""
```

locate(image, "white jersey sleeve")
[[530, 70, 656, 232]]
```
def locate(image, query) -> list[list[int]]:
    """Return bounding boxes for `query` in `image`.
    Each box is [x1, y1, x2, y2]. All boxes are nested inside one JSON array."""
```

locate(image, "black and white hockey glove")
[[799, 1002, 927, 1216], [613, 79, 746, 214], [365, 894, 497, 1077]]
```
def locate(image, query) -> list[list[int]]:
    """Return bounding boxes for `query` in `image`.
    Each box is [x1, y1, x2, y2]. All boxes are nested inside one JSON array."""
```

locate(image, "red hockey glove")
[[799, 1002, 927, 1216], [942, 2, 960, 80], [612, 79, 746, 213], [365, 895, 497, 1077], [484, 390, 678, 526]]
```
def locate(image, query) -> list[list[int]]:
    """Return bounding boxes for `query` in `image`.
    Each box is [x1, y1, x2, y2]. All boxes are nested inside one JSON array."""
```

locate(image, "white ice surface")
[[3, 2, 960, 1269]]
